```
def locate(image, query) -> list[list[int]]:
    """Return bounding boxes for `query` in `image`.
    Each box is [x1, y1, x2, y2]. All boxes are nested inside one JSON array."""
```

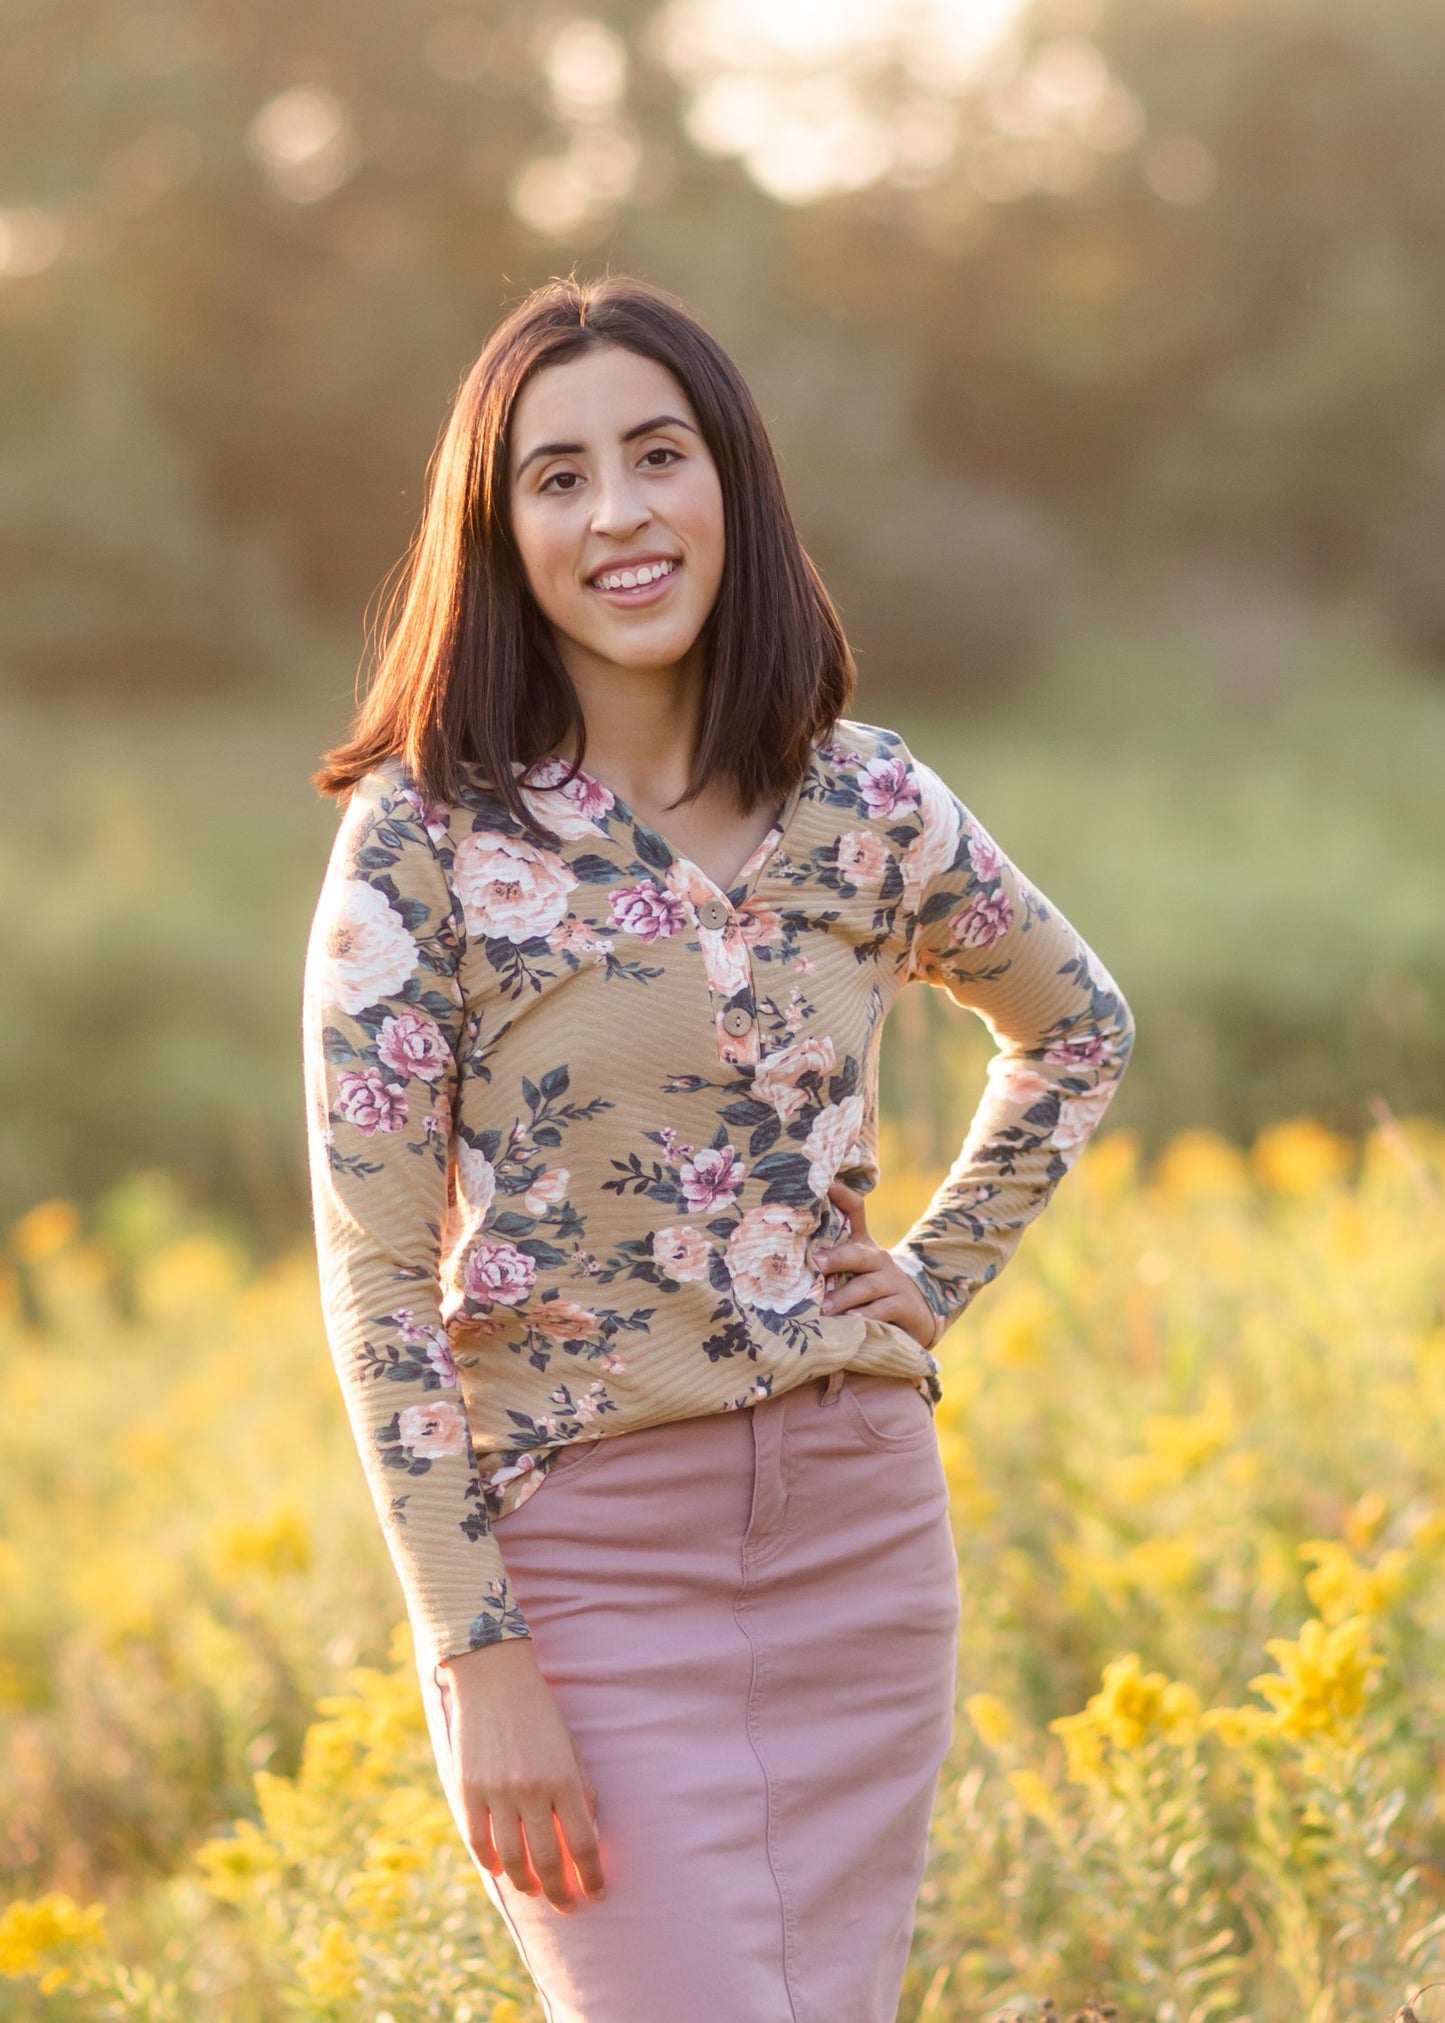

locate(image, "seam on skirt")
[[733, 1576, 804, 2023]]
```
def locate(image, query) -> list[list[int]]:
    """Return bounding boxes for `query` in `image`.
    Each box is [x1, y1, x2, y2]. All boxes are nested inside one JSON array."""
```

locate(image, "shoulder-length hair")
[[313, 272, 855, 844]]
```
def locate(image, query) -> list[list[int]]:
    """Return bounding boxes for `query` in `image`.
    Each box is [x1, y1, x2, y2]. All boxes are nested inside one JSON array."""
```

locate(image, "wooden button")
[[721, 1006, 754, 1036], [697, 898, 731, 930]]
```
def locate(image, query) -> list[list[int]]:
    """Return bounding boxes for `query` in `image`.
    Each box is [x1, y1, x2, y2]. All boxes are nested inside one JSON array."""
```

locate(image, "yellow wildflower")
[[1299, 1540, 1409, 1626], [297, 1919, 362, 2004], [1150, 1130, 1250, 1203], [344, 1842, 426, 1927], [1106, 1386, 1236, 1502], [1251, 1118, 1353, 1196], [9, 1200, 80, 1263], [205, 1503, 312, 1583], [1121, 1534, 1201, 1590], [1202, 1704, 1278, 1749], [1048, 1710, 1107, 1785], [965, 1693, 1017, 1749], [1248, 1615, 1382, 1741], [989, 1282, 1052, 1369], [1078, 1127, 1140, 1200], [0, 1893, 108, 1993], [195, 1819, 285, 1903], [1088, 1653, 1171, 1748], [1008, 1768, 1065, 1830]]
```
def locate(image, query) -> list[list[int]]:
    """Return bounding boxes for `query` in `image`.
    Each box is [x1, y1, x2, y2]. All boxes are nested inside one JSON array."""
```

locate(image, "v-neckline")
[[572, 738, 820, 906]]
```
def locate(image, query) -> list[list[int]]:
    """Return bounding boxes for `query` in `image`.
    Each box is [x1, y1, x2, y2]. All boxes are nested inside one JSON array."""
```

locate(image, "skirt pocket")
[[839, 1373, 938, 1452]]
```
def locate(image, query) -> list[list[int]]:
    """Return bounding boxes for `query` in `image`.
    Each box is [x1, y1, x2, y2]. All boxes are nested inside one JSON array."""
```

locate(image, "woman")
[[301, 273, 1135, 2022]]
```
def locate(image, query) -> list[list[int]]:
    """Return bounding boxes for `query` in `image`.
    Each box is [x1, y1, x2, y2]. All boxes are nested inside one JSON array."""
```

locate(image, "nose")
[[588, 456, 652, 541]]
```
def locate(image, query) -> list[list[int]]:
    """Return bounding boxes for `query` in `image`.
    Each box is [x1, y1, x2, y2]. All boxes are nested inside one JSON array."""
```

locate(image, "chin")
[[573, 622, 705, 672]]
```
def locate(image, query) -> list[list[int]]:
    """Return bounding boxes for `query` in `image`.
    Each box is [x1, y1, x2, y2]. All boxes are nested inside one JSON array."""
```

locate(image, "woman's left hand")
[[816, 1178, 939, 1351]]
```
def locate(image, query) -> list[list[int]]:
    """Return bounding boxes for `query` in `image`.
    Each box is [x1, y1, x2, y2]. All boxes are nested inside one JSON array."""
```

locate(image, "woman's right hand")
[[437, 1638, 607, 1914]]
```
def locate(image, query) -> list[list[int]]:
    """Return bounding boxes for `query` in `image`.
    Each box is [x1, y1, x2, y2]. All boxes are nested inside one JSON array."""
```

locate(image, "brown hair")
[[313, 272, 855, 845]]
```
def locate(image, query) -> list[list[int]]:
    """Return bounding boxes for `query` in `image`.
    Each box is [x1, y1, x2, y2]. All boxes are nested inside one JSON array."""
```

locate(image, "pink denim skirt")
[[417, 1367, 961, 2023]]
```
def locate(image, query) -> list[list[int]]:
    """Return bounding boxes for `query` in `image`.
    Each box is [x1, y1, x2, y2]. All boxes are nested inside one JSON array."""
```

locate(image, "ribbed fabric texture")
[[301, 716, 1135, 1677]]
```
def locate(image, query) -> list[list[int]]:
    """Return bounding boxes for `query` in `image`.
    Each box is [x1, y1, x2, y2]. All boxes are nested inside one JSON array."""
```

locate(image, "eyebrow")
[[514, 413, 698, 480]]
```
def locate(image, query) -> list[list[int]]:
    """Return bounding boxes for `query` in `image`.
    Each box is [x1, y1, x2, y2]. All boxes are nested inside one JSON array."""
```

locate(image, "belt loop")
[[818, 1367, 846, 1406]]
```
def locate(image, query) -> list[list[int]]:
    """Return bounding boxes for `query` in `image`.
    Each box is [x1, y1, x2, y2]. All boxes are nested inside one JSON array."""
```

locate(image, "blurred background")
[[2, 0, 1442, 1244], [4, 9, 1445, 2010]]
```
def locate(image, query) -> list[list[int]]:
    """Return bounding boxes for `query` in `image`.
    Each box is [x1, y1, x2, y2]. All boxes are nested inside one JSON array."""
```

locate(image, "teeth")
[[594, 559, 676, 592]]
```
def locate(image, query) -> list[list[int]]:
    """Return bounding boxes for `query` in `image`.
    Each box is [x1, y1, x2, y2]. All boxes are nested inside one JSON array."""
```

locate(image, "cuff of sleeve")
[[888, 1244, 957, 1350], [417, 1570, 535, 1681]]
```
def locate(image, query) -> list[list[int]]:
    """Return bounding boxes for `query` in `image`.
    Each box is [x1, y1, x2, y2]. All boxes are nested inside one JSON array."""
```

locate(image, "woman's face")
[[506, 344, 726, 687]]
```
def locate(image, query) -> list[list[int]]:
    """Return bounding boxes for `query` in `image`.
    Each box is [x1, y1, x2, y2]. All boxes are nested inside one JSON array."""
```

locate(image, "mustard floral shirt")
[[301, 716, 1136, 1679]]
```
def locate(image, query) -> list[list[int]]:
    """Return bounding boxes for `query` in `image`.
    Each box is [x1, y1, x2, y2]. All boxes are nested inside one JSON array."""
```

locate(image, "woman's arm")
[[301, 769, 532, 1678], [887, 752, 1137, 1348]]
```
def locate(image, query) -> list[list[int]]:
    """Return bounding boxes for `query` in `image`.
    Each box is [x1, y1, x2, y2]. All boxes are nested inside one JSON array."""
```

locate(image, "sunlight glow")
[[644, 0, 1137, 208], [246, 87, 360, 204]]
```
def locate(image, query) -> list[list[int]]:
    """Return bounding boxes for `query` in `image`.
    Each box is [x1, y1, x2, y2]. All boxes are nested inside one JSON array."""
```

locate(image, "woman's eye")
[[642, 446, 679, 468], [541, 470, 581, 493]]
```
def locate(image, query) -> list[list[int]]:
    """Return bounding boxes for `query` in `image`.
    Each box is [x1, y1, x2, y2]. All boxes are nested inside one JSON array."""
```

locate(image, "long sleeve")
[[301, 769, 532, 1677], [886, 754, 1136, 1348]]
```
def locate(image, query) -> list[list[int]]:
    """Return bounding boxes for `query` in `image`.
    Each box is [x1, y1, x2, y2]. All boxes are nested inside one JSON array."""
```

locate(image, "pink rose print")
[[462, 1238, 537, 1307], [396, 1399, 468, 1460], [858, 754, 921, 821], [336, 1067, 408, 1134], [323, 879, 418, 1015], [664, 862, 752, 994], [377, 1009, 452, 1083], [837, 829, 890, 888], [991, 1065, 1054, 1106], [900, 764, 962, 914], [551, 916, 614, 959], [725, 1202, 815, 1312], [753, 1033, 838, 1124], [532, 1298, 600, 1340], [609, 881, 690, 940], [425, 1085, 453, 1148], [964, 818, 1003, 883], [523, 1166, 570, 1215], [1054, 1085, 1118, 1166], [948, 888, 1014, 950], [802, 1093, 866, 1197], [679, 1143, 747, 1211], [651, 1225, 714, 1282], [452, 830, 578, 942], [735, 901, 783, 948], [395, 787, 452, 846], [732, 824, 782, 887], [392, 1311, 458, 1385], [515, 755, 616, 839], [1044, 1033, 1113, 1068]]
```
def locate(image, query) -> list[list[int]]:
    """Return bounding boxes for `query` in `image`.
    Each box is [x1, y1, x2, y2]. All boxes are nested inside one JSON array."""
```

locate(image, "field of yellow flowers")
[[2, 1112, 1444, 2023]]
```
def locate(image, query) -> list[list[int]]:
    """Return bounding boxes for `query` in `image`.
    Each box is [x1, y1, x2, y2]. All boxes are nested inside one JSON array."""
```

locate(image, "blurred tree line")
[[4, 0, 1445, 703]]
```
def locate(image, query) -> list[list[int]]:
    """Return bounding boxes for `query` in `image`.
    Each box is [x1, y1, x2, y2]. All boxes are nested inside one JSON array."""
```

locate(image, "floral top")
[[301, 716, 1135, 1680]]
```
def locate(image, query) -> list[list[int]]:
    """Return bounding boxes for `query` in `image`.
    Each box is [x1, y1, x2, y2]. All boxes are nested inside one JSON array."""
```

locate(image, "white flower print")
[[324, 879, 419, 1015], [452, 830, 577, 942], [802, 1094, 866, 1197], [651, 1225, 714, 1282], [725, 1202, 816, 1312], [456, 1143, 497, 1219], [753, 1033, 838, 1124]]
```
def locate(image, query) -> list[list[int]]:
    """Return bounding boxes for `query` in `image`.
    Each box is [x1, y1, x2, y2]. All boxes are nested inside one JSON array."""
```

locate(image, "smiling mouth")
[[588, 558, 680, 597]]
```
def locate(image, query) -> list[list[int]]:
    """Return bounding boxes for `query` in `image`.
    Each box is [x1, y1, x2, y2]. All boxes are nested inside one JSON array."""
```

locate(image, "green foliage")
[[3, 620, 1441, 1235]]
